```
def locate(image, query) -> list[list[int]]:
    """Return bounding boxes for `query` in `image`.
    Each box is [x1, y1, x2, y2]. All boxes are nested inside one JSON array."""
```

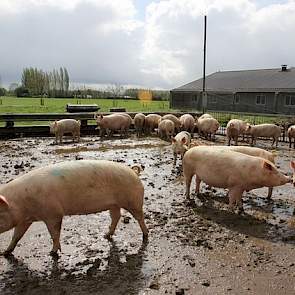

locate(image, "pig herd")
[[1, 112, 295, 257]]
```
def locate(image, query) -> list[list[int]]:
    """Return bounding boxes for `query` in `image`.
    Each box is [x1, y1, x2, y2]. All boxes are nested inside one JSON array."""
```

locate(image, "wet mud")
[[1, 134, 295, 294]]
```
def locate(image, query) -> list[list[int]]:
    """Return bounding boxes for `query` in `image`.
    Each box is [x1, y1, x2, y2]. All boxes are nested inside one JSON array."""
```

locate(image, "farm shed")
[[170, 65, 295, 115]]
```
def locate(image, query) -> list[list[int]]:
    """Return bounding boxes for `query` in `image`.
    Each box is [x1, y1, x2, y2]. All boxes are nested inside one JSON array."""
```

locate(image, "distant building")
[[170, 65, 295, 115]]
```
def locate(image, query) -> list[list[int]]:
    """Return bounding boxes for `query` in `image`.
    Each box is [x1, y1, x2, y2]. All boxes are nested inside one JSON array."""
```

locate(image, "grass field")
[[0, 97, 171, 113]]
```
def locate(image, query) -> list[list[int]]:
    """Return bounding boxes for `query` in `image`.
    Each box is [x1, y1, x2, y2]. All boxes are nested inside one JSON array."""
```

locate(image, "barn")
[[170, 65, 295, 115]]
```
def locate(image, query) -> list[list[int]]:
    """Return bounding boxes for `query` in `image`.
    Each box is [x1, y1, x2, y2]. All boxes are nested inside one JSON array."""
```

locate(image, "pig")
[[203, 145, 276, 199], [134, 113, 146, 137], [197, 117, 219, 141], [49, 119, 81, 144], [94, 113, 131, 138], [0, 160, 148, 257], [198, 113, 213, 120], [158, 119, 175, 140], [144, 114, 162, 134], [183, 146, 290, 211], [161, 114, 181, 132], [180, 114, 195, 134], [245, 123, 282, 147], [288, 125, 295, 149], [290, 160, 295, 184], [226, 119, 248, 146], [171, 131, 191, 166]]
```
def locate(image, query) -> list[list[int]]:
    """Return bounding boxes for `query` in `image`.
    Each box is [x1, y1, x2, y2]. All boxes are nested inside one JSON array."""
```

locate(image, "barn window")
[[285, 95, 295, 106], [256, 95, 266, 105], [234, 94, 240, 104]]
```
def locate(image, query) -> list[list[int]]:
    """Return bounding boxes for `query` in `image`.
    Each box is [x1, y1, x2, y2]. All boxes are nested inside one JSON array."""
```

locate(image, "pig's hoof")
[[104, 233, 113, 241], [50, 251, 59, 259]]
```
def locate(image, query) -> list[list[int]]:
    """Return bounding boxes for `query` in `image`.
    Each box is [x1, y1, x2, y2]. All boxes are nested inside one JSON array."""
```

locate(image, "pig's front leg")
[[2, 222, 32, 256], [104, 207, 121, 240], [228, 187, 244, 212], [45, 219, 62, 256]]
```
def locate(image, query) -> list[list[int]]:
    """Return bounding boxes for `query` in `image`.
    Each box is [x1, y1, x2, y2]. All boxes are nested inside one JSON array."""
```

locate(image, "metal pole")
[[202, 15, 207, 113]]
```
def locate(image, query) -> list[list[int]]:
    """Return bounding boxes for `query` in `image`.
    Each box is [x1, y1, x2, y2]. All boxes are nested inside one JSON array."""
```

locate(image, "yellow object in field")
[[138, 90, 152, 101]]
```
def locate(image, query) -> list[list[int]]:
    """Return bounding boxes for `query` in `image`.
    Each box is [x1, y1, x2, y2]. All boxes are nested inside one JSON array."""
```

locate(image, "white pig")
[[158, 119, 175, 140], [288, 125, 295, 149], [197, 117, 219, 141], [161, 114, 181, 132], [49, 119, 81, 144], [183, 146, 290, 211], [134, 113, 146, 137], [203, 145, 276, 198], [245, 123, 281, 147], [0, 160, 148, 256], [171, 131, 191, 166], [95, 113, 131, 138], [180, 114, 195, 134], [226, 119, 248, 146]]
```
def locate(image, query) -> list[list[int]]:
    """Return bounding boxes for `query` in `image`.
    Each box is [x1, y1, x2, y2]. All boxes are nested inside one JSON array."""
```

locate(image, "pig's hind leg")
[[104, 207, 121, 240], [228, 187, 244, 213], [127, 208, 148, 241], [3, 222, 32, 256]]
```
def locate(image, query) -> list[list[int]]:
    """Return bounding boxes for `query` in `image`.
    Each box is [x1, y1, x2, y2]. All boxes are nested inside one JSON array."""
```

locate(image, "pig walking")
[[171, 131, 191, 166], [183, 146, 290, 211], [0, 160, 148, 256], [50, 119, 81, 144]]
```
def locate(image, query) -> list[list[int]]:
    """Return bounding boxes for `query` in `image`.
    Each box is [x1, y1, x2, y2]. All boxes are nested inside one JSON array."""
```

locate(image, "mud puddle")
[[1, 135, 295, 294]]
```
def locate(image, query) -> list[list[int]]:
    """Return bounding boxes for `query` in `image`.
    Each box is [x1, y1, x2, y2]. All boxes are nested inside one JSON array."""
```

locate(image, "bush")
[[15, 86, 30, 97]]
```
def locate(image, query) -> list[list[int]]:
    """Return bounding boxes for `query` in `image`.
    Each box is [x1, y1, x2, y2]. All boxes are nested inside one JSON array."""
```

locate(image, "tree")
[[0, 87, 6, 96]]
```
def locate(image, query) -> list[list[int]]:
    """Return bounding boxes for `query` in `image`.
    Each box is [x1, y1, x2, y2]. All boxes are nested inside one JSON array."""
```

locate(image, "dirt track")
[[1, 135, 295, 295]]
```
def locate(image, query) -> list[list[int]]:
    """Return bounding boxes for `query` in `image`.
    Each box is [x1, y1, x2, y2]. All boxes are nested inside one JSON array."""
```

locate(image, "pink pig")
[[183, 146, 290, 211], [0, 160, 148, 256], [49, 119, 81, 144]]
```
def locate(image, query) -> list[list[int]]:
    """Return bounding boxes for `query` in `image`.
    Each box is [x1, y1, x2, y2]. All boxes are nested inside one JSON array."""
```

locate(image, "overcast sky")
[[0, 0, 294, 90]]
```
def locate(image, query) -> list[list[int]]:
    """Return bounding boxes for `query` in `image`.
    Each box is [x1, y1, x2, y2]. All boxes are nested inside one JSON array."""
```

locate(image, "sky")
[[0, 0, 294, 90]]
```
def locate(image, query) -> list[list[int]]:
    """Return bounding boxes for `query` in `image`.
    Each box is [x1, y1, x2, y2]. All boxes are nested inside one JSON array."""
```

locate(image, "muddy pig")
[[144, 114, 162, 134], [50, 119, 81, 144], [158, 119, 175, 140], [226, 119, 248, 146], [0, 160, 148, 257], [183, 146, 290, 211], [172, 131, 191, 166], [134, 113, 146, 137], [95, 113, 131, 138], [180, 114, 195, 134], [245, 123, 281, 147], [288, 125, 295, 148]]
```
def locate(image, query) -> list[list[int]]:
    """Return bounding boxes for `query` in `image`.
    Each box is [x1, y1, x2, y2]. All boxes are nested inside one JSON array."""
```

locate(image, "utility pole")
[[202, 15, 207, 113]]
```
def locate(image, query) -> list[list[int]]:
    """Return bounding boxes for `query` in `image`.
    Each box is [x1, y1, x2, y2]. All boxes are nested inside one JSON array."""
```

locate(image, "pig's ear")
[[263, 161, 273, 171], [181, 137, 187, 144], [171, 137, 176, 143], [0, 195, 9, 208], [290, 160, 295, 170]]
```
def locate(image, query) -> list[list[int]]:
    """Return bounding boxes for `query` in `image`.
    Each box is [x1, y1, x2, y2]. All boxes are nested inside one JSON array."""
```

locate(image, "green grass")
[[0, 97, 170, 113]]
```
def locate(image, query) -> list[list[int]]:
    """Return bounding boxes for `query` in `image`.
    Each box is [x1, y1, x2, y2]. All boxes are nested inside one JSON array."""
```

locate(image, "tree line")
[[18, 67, 70, 97]]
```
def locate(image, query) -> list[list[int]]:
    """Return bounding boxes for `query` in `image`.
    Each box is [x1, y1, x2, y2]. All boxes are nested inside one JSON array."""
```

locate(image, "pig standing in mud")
[[226, 119, 248, 146], [288, 125, 295, 149], [183, 146, 290, 211], [134, 113, 146, 137], [197, 114, 219, 141], [94, 113, 131, 138], [179, 114, 195, 135], [144, 114, 162, 134], [158, 119, 175, 140], [50, 119, 81, 144], [0, 160, 148, 256], [202, 145, 276, 199], [161, 114, 181, 132], [172, 131, 191, 166], [245, 123, 281, 147]]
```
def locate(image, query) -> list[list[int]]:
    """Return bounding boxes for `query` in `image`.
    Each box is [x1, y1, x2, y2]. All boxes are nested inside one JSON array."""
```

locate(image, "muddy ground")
[[1, 134, 295, 295]]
